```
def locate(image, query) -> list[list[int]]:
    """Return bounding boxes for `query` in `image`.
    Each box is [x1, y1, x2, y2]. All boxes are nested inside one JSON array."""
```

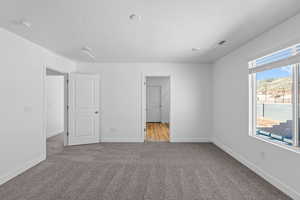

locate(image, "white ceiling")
[[0, 0, 300, 63]]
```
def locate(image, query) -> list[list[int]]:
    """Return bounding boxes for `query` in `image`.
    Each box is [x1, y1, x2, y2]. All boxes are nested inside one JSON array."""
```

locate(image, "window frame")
[[292, 64, 299, 147], [249, 62, 300, 148]]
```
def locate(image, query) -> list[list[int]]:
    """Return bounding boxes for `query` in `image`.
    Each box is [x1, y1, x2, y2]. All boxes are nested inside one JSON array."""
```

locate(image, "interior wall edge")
[[0, 26, 76, 186], [0, 27, 77, 67], [46, 130, 64, 139], [212, 138, 300, 200], [0, 154, 45, 186]]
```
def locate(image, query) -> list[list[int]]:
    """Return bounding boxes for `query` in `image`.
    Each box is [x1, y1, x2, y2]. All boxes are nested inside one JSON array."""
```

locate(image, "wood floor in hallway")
[[146, 122, 169, 142]]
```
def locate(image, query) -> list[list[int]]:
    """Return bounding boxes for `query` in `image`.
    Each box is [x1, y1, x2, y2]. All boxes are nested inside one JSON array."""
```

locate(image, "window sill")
[[251, 134, 300, 154]]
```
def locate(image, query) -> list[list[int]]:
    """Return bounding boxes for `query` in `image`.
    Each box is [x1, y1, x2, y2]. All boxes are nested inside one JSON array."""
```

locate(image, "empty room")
[[1, 1, 300, 200]]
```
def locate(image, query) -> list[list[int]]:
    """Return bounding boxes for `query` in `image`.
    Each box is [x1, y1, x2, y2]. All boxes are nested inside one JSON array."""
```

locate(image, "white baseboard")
[[101, 138, 144, 143], [47, 130, 63, 138], [101, 138, 211, 143], [213, 139, 300, 200], [170, 138, 211, 143], [0, 154, 45, 186]]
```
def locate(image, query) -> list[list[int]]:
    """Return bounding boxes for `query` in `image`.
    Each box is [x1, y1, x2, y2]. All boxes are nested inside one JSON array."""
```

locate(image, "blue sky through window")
[[256, 65, 292, 80]]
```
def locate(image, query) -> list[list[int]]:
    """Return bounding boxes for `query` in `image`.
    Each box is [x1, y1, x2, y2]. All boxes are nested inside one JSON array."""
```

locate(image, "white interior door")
[[147, 86, 161, 122], [68, 73, 100, 145]]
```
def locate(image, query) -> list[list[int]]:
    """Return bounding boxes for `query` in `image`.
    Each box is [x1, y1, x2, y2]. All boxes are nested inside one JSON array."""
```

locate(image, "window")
[[249, 43, 300, 148]]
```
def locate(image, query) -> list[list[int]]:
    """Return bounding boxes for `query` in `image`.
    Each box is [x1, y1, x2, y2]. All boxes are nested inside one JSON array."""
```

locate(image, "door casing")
[[43, 67, 69, 157], [141, 73, 172, 141]]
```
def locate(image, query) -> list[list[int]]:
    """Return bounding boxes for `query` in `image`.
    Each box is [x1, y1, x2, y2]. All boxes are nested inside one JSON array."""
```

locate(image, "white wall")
[[212, 13, 300, 199], [46, 76, 64, 138], [0, 28, 76, 185], [146, 77, 170, 123], [77, 62, 212, 143]]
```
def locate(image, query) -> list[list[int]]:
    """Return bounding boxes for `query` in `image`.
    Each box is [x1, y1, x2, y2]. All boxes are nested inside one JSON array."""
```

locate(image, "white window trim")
[[251, 134, 300, 154], [248, 42, 300, 69], [249, 63, 300, 149], [293, 64, 299, 146]]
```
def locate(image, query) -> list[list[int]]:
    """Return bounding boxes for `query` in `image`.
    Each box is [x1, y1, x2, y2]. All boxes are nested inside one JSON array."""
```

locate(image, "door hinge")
[[67, 105, 69, 110], [67, 132, 69, 136], [144, 128, 146, 132], [66, 79, 69, 84]]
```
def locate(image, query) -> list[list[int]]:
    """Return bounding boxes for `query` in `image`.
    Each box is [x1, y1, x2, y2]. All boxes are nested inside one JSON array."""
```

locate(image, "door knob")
[[95, 111, 99, 114]]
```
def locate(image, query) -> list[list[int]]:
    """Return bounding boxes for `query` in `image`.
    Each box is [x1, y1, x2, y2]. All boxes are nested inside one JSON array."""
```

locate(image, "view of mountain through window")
[[255, 65, 293, 144]]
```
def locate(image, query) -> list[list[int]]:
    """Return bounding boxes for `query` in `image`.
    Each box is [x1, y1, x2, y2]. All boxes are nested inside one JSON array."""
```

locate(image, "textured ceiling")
[[0, 0, 300, 63]]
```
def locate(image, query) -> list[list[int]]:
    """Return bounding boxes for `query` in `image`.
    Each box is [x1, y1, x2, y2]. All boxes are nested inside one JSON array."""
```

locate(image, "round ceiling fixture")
[[192, 47, 203, 51], [129, 14, 142, 21], [192, 48, 201, 51]]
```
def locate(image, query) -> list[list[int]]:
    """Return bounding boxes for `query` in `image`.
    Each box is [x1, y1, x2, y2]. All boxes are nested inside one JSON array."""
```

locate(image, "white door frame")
[[141, 73, 172, 141], [43, 66, 69, 152]]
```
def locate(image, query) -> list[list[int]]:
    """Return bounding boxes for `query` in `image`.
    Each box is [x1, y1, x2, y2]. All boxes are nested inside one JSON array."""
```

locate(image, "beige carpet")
[[0, 143, 291, 200]]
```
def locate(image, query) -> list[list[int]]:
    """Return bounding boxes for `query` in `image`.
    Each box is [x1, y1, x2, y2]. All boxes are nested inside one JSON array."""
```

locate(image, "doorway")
[[143, 76, 170, 142], [45, 68, 68, 157]]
